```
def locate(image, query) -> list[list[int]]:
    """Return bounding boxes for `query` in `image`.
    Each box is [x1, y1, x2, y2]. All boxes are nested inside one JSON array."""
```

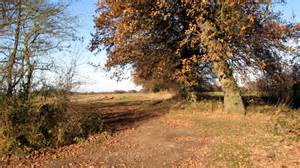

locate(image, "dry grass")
[[70, 91, 174, 103], [1, 92, 299, 167], [167, 101, 300, 167]]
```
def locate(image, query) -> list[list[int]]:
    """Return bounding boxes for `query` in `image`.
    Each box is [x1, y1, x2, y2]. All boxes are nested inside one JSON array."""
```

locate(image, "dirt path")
[[8, 117, 212, 167], [2, 93, 300, 167], [38, 118, 209, 167]]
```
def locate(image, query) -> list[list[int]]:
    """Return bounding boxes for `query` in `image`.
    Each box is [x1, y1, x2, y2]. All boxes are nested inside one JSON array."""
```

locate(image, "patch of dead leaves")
[[166, 119, 193, 128]]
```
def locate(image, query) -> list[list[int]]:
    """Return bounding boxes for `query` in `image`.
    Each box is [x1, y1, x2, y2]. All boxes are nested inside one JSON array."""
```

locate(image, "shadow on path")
[[72, 99, 171, 133]]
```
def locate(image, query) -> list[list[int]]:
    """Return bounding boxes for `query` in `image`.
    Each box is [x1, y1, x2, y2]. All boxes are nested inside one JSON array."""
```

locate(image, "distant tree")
[[91, 0, 298, 113]]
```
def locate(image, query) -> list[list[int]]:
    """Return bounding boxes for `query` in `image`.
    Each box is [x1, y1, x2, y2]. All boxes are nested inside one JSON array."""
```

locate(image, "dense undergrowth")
[[0, 91, 103, 155]]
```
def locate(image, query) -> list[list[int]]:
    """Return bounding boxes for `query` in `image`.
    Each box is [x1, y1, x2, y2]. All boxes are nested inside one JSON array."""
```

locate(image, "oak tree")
[[92, 0, 298, 113]]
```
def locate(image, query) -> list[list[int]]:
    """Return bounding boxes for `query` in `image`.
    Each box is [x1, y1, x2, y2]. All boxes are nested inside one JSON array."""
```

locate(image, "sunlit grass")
[[70, 91, 174, 103], [209, 142, 253, 168], [167, 100, 299, 167]]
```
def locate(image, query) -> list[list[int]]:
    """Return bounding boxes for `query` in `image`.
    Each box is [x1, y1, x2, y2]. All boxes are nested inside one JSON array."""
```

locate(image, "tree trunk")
[[6, 0, 22, 96], [22, 32, 33, 100], [213, 60, 245, 113]]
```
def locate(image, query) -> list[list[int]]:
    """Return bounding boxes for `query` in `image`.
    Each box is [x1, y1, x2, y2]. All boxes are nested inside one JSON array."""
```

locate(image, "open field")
[[1, 92, 300, 167], [1, 1, 300, 167]]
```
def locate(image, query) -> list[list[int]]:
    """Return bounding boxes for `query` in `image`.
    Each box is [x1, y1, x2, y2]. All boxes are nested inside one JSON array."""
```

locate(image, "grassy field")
[[1, 92, 300, 167]]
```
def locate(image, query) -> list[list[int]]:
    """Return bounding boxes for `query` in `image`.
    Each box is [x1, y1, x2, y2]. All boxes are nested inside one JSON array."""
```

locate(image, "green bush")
[[152, 84, 161, 93], [0, 96, 70, 151], [178, 87, 198, 102], [80, 112, 103, 138], [0, 93, 104, 153]]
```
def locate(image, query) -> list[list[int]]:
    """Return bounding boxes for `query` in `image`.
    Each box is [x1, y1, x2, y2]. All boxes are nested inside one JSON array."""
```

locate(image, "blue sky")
[[66, 0, 300, 92], [65, 0, 142, 92]]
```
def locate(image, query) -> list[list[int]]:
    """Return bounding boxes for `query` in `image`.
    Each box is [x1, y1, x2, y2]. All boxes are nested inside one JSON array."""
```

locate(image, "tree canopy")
[[91, 0, 299, 113]]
